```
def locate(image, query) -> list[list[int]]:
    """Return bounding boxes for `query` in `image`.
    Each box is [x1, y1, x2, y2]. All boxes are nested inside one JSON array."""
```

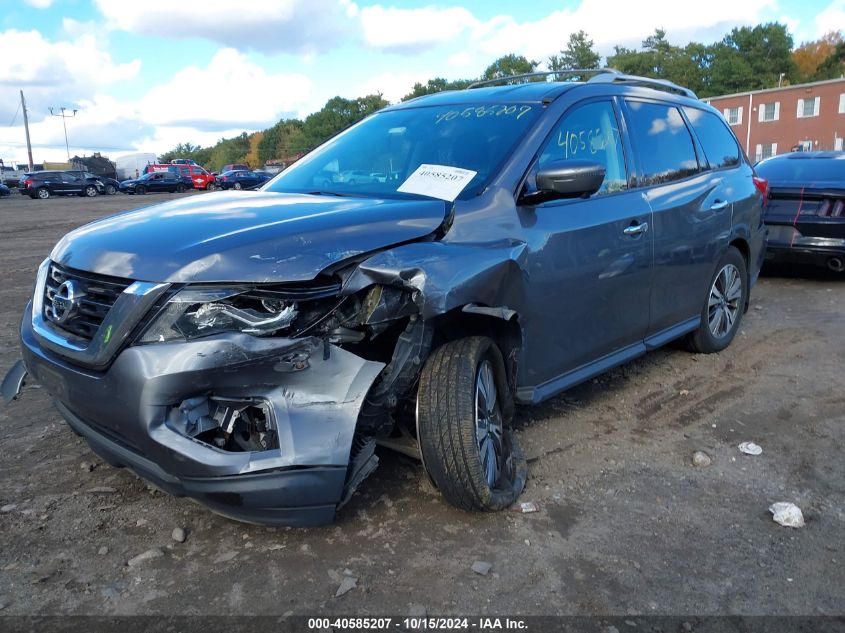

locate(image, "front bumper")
[[15, 308, 385, 526]]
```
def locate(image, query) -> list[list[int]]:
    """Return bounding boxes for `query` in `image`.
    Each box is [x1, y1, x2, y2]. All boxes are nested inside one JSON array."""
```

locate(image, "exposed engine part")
[[168, 396, 278, 452], [357, 316, 434, 436], [339, 435, 379, 507], [376, 422, 422, 460]]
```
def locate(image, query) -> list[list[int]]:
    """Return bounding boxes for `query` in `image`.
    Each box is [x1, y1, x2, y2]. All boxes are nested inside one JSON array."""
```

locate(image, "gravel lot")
[[0, 191, 842, 617]]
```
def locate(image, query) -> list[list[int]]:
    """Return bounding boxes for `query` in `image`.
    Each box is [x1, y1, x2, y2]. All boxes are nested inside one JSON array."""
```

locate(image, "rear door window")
[[683, 107, 741, 170], [625, 101, 700, 185]]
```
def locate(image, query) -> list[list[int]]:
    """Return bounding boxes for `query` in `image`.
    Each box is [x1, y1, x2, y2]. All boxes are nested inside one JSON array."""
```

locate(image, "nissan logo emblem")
[[51, 280, 85, 324]]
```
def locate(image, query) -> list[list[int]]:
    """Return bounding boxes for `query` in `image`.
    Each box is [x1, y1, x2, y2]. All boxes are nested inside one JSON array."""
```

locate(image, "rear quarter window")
[[625, 100, 700, 186], [683, 107, 741, 170]]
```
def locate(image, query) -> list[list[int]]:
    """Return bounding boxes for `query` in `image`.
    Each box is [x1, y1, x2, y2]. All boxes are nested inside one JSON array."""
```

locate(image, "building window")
[[839, 94, 845, 114], [758, 102, 780, 122], [755, 143, 778, 162], [797, 96, 820, 118], [799, 140, 813, 151], [835, 137, 844, 151], [723, 106, 743, 126]]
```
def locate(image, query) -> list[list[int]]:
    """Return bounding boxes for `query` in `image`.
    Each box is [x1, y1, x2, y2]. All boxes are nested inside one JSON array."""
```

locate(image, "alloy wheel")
[[708, 263, 742, 338], [475, 359, 504, 488]]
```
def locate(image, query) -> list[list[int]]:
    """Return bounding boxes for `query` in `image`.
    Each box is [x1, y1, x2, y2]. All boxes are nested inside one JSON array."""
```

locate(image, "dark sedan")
[[215, 170, 272, 190], [756, 151, 845, 272], [120, 172, 193, 195]]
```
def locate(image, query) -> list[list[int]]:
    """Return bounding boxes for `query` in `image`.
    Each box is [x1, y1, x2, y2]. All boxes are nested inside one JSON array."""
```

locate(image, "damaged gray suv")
[[2, 70, 766, 525]]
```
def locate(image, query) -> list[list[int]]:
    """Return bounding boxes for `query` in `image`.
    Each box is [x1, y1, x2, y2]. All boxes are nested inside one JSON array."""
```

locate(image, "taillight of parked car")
[[753, 176, 769, 202], [24, 179, 33, 187]]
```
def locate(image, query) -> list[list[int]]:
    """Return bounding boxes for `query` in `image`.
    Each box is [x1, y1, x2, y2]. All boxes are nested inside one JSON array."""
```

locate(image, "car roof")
[[392, 82, 580, 109], [389, 71, 699, 111], [758, 151, 845, 166]]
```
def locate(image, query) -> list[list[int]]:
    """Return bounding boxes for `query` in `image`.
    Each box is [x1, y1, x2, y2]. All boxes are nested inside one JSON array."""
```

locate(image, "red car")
[[143, 164, 217, 190]]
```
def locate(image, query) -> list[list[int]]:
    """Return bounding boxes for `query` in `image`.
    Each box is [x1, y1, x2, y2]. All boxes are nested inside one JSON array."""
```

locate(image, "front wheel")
[[135, 185, 146, 195], [176, 184, 186, 193], [417, 336, 527, 512], [105, 184, 117, 195], [206, 183, 216, 191], [233, 182, 242, 190], [685, 246, 748, 353], [83, 185, 98, 197]]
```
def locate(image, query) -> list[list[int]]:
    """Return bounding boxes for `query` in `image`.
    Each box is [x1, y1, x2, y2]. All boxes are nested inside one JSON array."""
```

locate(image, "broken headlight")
[[138, 287, 299, 343]]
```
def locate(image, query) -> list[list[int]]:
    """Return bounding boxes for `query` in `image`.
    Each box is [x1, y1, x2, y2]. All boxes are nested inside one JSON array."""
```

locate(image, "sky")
[[0, 0, 841, 166]]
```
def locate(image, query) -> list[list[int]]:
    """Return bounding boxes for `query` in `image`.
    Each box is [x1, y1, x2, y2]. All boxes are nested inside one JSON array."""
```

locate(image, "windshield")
[[264, 103, 542, 200], [756, 157, 845, 184]]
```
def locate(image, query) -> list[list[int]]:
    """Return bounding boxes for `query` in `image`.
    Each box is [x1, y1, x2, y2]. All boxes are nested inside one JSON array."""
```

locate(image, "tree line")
[[160, 23, 844, 172]]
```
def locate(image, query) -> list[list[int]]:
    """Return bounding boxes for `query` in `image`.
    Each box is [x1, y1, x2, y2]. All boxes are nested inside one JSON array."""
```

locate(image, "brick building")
[[704, 77, 845, 162]]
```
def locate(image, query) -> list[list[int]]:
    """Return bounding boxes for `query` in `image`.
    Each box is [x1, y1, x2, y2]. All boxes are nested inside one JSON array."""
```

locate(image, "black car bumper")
[[11, 307, 385, 526], [764, 224, 845, 271]]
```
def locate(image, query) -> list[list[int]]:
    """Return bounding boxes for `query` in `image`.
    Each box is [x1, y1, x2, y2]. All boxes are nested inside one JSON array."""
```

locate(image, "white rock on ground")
[[127, 548, 164, 567]]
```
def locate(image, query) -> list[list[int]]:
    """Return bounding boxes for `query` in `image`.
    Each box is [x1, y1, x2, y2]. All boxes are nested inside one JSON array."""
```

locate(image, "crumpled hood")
[[51, 191, 449, 283]]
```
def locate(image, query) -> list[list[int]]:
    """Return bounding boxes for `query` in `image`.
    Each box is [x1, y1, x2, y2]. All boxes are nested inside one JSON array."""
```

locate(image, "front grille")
[[44, 263, 132, 341]]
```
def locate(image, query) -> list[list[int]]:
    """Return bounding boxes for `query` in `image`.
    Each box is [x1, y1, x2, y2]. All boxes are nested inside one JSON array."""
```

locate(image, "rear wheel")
[[36, 187, 50, 199], [417, 336, 527, 512], [206, 183, 216, 191], [83, 185, 98, 197], [105, 184, 117, 195], [685, 246, 748, 353], [135, 185, 146, 195]]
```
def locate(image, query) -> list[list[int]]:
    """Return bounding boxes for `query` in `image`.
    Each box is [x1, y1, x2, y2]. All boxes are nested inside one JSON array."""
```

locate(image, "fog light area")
[[167, 396, 278, 452]]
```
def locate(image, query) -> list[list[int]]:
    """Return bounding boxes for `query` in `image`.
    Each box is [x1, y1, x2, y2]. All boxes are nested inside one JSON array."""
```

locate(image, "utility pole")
[[49, 106, 77, 162], [20, 91, 34, 171]]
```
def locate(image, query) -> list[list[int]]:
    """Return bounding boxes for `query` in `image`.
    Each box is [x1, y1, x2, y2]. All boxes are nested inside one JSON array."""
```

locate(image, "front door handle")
[[623, 222, 649, 236], [710, 200, 729, 210]]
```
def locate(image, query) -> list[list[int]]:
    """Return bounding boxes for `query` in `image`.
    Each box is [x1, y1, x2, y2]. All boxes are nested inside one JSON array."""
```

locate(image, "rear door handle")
[[710, 200, 729, 210], [623, 222, 649, 236]]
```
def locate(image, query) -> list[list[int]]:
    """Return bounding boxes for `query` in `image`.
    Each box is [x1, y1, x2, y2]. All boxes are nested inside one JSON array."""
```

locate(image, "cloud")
[[139, 48, 313, 129], [359, 5, 479, 53], [24, 0, 54, 8], [474, 0, 778, 62], [93, 0, 358, 54], [814, 0, 845, 38], [0, 29, 140, 123]]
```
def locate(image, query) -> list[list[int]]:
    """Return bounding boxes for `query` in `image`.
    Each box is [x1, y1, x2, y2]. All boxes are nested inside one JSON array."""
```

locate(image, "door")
[[60, 173, 84, 194], [622, 100, 732, 336], [519, 99, 653, 392]]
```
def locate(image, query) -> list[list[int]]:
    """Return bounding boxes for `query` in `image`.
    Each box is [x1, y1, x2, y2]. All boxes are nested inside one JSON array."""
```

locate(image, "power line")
[[8, 102, 21, 127]]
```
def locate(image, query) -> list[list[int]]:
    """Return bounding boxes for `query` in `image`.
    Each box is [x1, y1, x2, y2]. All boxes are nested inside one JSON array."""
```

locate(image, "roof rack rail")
[[466, 68, 698, 99], [587, 72, 698, 99], [467, 68, 621, 89]]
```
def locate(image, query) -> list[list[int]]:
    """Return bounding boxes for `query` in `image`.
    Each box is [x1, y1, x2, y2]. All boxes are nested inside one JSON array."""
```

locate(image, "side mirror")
[[520, 160, 606, 205]]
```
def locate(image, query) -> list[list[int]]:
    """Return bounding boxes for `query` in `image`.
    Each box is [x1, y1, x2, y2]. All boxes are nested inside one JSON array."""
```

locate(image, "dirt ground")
[[0, 191, 842, 617]]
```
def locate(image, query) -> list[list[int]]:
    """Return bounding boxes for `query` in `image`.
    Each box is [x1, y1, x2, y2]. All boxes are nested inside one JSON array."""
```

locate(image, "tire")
[[417, 336, 527, 512], [206, 183, 216, 191], [685, 246, 748, 353], [176, 184, 186, 193], [105, 184, 117, 195], [83, 185, 98, 197], [36, 187, 50, 199], [233, 182, 242, 190], [135, 185, 146, 195]]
